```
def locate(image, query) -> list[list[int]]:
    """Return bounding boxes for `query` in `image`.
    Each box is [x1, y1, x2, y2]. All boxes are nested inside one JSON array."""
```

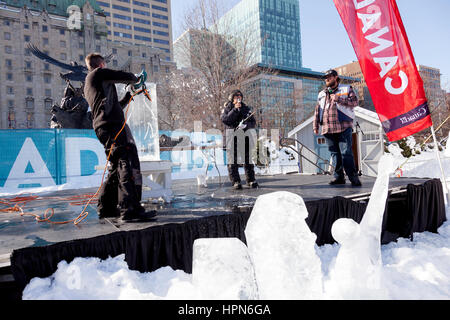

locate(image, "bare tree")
[[171, 0, 272, 131]]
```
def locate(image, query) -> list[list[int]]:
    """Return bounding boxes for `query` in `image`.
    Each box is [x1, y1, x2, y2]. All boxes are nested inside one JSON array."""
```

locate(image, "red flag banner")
[[333, 0, 432, 141]]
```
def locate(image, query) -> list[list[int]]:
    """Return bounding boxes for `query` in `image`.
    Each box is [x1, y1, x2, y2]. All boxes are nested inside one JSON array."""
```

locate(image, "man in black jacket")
[[84, 53, 154, 221], [221, 90, 259, 190]]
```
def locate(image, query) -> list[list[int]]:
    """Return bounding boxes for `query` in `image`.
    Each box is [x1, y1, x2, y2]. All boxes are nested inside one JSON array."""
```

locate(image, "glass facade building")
[[216, 0, 302, 71]]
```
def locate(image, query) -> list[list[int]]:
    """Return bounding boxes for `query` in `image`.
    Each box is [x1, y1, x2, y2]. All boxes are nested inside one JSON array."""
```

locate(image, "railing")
[[279, 137, 334, 175]]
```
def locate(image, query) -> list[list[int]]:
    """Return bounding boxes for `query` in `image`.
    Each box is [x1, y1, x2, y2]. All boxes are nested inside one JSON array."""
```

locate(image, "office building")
[[96, 0, 173, 61], [335, 60, 375, 111], [0, 0, 174, 129]]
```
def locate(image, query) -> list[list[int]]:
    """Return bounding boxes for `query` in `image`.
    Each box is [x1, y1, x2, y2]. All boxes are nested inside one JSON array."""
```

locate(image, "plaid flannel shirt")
[[313, 86, 359, 135]]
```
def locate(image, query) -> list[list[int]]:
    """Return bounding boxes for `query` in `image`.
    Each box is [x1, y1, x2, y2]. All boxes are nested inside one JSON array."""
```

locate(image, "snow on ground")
[[0, 137, 445, 299], [21, 146, 450, 300]]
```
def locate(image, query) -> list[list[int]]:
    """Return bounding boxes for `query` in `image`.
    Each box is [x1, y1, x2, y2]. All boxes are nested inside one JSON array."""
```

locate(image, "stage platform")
[[0, 173, 431, 258], [0, 173, 447, 299]]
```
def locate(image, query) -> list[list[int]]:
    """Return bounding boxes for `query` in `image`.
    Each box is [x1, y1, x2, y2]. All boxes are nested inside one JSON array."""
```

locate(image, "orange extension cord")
[[0, 88, 151, 225]]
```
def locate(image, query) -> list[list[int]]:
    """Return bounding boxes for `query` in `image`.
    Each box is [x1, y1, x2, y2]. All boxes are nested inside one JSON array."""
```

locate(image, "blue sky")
[[171, 0, 450, 92]]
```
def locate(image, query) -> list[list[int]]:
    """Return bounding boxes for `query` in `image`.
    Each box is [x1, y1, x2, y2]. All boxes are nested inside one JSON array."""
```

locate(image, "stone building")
[[0, 0, 175, 129], [334, 60, 375, 112]]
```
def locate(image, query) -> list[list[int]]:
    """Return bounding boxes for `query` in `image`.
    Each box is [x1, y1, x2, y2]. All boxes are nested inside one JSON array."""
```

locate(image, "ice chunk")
[[245, 191, 323, 299], [196, 174, 208, 187], [445, 131, 450, 158], [192, 238, 259, 300], [327, 155, 393, 299]]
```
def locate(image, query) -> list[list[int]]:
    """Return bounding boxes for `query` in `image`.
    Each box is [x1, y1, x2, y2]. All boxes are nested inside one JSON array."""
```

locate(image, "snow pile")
[[23, 255, 198, 300], [21, 150, 450, 300]]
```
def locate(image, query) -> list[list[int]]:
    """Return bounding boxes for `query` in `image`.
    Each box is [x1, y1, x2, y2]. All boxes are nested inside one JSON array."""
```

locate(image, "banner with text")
[[333, 0, 432, 141]]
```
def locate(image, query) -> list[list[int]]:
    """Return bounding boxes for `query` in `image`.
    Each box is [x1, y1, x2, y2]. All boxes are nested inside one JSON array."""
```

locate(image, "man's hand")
[[313, 129, 318, 135]]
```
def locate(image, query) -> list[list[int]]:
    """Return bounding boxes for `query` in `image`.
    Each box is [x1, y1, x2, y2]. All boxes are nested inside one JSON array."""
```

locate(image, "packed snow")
[[18, 138, 450, 299]]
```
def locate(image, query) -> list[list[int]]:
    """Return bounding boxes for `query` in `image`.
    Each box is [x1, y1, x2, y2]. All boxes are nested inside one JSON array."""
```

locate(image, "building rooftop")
[[1, 0, 104, 17]]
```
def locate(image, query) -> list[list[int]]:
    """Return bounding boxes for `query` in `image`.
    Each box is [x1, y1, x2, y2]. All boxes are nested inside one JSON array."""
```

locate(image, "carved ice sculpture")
[[328, 155, 394, 299]]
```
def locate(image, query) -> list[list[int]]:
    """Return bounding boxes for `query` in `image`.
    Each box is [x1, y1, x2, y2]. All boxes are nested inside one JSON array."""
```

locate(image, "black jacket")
[[84, 67, 138, 133], [221, 101, 256, 131]]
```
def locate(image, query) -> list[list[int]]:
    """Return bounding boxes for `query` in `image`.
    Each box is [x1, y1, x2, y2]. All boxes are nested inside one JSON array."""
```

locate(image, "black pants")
[[227, 134, 256, 184], [95, 127, 142, 216]]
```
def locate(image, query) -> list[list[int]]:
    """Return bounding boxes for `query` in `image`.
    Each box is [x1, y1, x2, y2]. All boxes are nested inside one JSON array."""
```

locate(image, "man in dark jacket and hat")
[[84, 53, 155, 222], [221, 89, 259, 190]]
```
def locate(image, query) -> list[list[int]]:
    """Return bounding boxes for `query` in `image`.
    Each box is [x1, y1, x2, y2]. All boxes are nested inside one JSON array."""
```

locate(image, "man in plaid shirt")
[[313, 69, 362, 187]]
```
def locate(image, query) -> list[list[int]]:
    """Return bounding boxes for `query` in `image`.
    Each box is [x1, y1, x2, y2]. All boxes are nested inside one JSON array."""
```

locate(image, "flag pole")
[[430, 125, 450, 205]]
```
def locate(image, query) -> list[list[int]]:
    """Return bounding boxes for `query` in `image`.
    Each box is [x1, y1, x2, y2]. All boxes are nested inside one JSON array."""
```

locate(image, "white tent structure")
[[287, 107, 385, 177]]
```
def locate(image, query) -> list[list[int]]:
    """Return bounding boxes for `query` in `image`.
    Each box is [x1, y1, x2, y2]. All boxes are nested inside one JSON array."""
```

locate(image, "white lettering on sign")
[[373, 56, 398, 78], [357, 11, 382, 33], [353, 0, 376, 10], [4, 138, 56, 188], [355, 0, 408, 95], [385, 71, 409, 95], [365, 26, 394, 55], [65, 137, 106, 185]]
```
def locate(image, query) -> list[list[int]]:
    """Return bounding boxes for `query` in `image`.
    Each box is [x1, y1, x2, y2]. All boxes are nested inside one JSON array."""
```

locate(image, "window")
[[26, 88, 33, 96], [42, 25, 48, 32], [60, 40, 66, 48], [128, 50, 132, 57], [59, 29, 65, 35], [133, 0, 149, 7], [26, 74, 33, 82], [8, 110, 16, 129], [113, 13, 131, 21], [5, 59, 12, 68], [79, 55, 84, 62], [4, 20, 11, 26], [112, 48, 117, 54], [153, 21, 168, 28], [24, 35, 31, 42], [45, 89, 52, 97], [317, 138, 326, 145], [112, 4, 130, 12], [113, 60, 118, 67], [133, 17, 150, 25], [152, 13, 168, 20], [26, 98, 34, 109], [153, 38, 169, 45], [60, 53, 67, 60], [4, 32, 11, 40], [24, 23, 29, 29], [5, 46, 12, 54], [153, 30, 169, 36], [133, 9, 150, 16], [44, 63, 50, 71], [25, 61, 32, 69], [43, 38, 49, 45], [7, 86, 14, 94], [8, 100, 14, 108], [44, 99, 53, 109], [27, 112, 34, 128], [134, 26, 151, 33], [134, 35, 151, 42], [44, 74, 51, 84], [6, 73, 13, 81], [152, 5, 168, 12]]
